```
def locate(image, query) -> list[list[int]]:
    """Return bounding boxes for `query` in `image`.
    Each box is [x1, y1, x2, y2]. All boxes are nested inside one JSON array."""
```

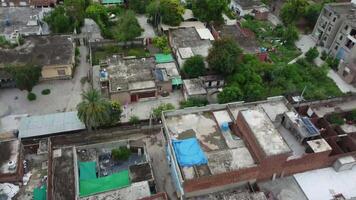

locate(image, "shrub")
[[129, 115, 140, 125], [180, 97, 208, 108], [182, 55, 206, 78], [320, 51, 328, 60], [305, 47, 319, 62], [111, 147, 131, 161], [80, 77, 88, 85], [41, 89, 51, 95], [27, 92, 37, 101], [326, 57, 340, 70], [346, 110, 356, 121], [152, 103, 175, 119], [329, 114, 344, 125], [75, 47, 80, 57]]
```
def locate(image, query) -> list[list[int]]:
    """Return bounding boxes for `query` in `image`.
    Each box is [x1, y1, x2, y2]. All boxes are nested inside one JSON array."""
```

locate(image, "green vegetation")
[[112, 147, 131, 161], [27, 92, 37, 101], [77, 89, 111, 131], [152, 36, 171, 54], [182, 55, 206, 78], [191, 0, 229, 23], [41, 89, 51, 95], [152, 103, 175, 119], [305, 47, 319, 63], [180, 97, 208, 108], [207, 38, 243, 75], [109, 101, 122, 124], [129, 115, 140, 125], [346, 110, 356, 121], [5, 65, 41, 92], [329, 113, 345, 125], [129, 0, 151, 14], [321, 51, 328, 61], [113, 10, 143, 43], [75, 47, 80, 57], [326, 57, 340, 71], [0, 36, 14, 48], [147, 0, 184, 26]]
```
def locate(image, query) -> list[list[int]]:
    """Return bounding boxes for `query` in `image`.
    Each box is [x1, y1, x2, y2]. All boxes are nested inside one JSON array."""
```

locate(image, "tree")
[[207, 38, 243, 75], [45, 6, 74, 33], [180, 97, 208, 108], [282, 25, 299, 46], [109, 101, 122, 124], [218, 85, 243, 103], [129, 0, 151, 14], [147, 0, 184, 26], [5, 65, 41, 92], [191, 0, 229, 23], [305, 47, 319, 62], [114, 10, 143, 43], [152, 36, 171, 53], [64, 0, 87, 29], [182, 55, 206, 78], [77, 89, 111, 131], [280, 0, 308, 24], [303, 4, 322, 27], [152, 103, 175, 119], [85, 3, 108, 23]]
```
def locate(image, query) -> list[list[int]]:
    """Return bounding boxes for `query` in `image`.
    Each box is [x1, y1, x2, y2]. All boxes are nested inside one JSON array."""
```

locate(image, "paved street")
[[0, 45, 90, 116]]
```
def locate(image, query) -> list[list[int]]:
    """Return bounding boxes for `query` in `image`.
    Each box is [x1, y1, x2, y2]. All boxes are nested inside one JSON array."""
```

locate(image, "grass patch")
[[112, 147, 131, 161], [27, 92, 37, 101], [41, 89, 51, 95]]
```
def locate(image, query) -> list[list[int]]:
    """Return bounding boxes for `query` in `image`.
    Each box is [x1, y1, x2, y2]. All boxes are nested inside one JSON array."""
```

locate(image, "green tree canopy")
[[305, 47, 319, 62], [45, 6, 74, 33], [77, 89, 111, 131], [85, 3, 108, 23], [5, 65, 41, 92], [207, 38, 243, 75], [191, 0, 230, 23], [280, 0, 308, 24], [218, 84, 243, 104], [64, 0, 87, 28], [152, 36, 171, 53], [147, 0, 184, 26], [182, 55, 206, 78], [152, 103, 175, 119], [114, 10, 143, 42], [129, 0, 151, 14]]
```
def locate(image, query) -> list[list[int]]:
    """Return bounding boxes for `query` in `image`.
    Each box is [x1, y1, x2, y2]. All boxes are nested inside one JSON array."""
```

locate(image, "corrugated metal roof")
[[154, 54, 174, 63], [102, 0, 123, 4], [18, 111, 85, 138]]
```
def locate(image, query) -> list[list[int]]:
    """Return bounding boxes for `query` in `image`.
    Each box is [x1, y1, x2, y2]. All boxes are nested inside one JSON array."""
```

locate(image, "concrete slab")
[[327, 70, 356, 93]]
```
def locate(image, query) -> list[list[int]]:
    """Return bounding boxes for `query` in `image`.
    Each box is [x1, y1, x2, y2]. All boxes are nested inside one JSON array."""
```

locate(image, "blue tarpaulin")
[[172, 138, 208, 167]]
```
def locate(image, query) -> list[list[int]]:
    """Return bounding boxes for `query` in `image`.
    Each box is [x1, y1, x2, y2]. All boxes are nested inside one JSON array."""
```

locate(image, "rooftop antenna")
[[297, 86, 307, 118]]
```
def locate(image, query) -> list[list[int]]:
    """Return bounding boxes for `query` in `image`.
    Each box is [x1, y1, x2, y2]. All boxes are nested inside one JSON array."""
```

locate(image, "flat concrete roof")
[[156, 62, 179, 78], [18, 111, 85, 138], [0, 35, 74, 67], [325, 2, 356, 15], [183, 79, 207, 96], [170, 27, 212, 57], [128, 80, 156, 91], [0, 139, 19, 174], [294, 166, 356, 200], [240, 108, 291, 156], [307, 139, 332, 153], [106, 57, 156, 92]]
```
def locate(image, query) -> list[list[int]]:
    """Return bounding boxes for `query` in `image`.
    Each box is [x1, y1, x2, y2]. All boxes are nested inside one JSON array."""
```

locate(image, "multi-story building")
[[312, 2, 356, 83]]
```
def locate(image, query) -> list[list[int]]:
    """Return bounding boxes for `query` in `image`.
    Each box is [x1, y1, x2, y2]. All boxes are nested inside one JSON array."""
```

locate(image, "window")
[[334, 45, 338, 50], [339, 35, 343, 40], [333, 17, 336, 22], [324, 36, 327, 41], [345, 25, 349, 31], [57, 69, 66, 76], [328, 27, 332, 32], [329, 12, 332, 17]]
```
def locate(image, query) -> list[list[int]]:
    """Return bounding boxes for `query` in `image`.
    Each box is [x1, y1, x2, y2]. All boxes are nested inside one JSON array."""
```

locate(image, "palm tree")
[[77, 89, 111, 132]]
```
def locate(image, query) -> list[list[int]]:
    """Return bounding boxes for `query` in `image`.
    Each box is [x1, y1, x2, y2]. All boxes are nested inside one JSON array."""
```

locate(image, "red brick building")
[[162, 96, 356, 198]]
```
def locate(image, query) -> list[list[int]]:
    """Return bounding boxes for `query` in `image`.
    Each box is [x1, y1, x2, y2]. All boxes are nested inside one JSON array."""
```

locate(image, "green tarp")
[[34, 185, 46, 200], [79, 161, 97, 180], [79, 170, 131, 197], [155, 54, 174, 63], [172, 77, 183, 86]]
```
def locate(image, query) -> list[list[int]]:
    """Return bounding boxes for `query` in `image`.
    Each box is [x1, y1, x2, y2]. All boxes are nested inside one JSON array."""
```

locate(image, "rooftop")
[[0, 139, 19, 175], [0, 35, 74, 67], [164, 107, 256, 180], [183, 79, 207, 96], [170, 27, 212, 57], [325, 2, 356, 15], [106, 56, 156, 92], [155, 62, 179, 78], [0, 7, 50, 36], [294, 166, 356, 200], [239, 108, 291, 156], [306, 139, 332, 153], [188, 188, 267, 200], [18, 111, 85, 138]]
